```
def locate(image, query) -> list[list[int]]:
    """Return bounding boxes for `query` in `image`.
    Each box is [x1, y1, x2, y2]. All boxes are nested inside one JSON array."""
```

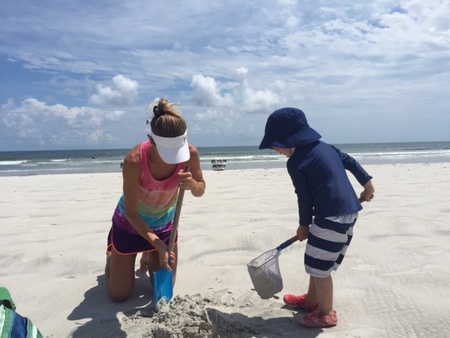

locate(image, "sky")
[[1, 0, 449, 151]]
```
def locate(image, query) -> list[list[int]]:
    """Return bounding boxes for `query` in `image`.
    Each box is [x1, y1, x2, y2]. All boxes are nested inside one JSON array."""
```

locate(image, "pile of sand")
[[125, 294, 258, 338]]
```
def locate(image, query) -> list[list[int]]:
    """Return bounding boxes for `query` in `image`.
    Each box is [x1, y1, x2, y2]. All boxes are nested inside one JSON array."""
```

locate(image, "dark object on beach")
[[211, 158, 227, 171]]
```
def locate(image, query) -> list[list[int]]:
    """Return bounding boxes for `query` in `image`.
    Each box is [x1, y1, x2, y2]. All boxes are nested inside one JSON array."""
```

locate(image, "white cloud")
[[0, 98, 135, 149], [191, 74, 234, 107], [89, 75, 138, 106], [105, 110, 125, 122], [236, 67, 248, 75], [191, 74, 283, 115], [1, 1, 450, 149], [241, 84, 283, 114]]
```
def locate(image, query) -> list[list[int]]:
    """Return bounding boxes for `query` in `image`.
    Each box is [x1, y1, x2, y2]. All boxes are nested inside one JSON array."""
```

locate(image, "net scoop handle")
[[276, 235, 299, 251]]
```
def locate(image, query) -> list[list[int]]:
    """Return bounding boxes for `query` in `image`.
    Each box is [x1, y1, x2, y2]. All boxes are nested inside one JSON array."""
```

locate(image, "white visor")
[[150, 130, 190, 164]]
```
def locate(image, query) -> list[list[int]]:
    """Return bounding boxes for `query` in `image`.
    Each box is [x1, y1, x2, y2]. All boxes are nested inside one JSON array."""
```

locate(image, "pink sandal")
[[295, 309, 338, 328], [283, 294, 319, 311]]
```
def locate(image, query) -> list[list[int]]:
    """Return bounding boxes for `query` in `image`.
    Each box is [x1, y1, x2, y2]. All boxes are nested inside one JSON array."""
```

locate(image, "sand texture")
[[1, 163, 449, 337]]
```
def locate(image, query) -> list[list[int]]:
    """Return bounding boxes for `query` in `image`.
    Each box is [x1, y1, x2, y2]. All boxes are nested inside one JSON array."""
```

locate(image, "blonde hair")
[[150, 98, 187, 137]]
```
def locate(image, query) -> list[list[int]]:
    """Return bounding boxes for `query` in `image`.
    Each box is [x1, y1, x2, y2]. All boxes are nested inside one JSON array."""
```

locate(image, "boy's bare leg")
[[314, 275, 334, 315], [305, 275, 319, 305]]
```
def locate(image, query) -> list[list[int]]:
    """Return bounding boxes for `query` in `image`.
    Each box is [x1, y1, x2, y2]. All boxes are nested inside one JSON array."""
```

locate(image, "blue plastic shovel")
[[153, 165, 190, 310]]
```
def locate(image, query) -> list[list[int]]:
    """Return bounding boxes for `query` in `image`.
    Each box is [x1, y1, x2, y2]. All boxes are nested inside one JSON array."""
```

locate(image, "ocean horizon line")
[[1, 139, 450, 153], [1, 140, 449, 177]]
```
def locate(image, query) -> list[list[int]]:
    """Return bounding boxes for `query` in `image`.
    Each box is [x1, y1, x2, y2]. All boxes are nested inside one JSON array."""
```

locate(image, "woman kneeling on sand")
[[105, 98, 205, 302]]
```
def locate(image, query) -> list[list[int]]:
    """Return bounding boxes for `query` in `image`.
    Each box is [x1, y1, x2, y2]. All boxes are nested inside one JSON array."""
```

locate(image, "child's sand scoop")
[[247, 236, 298, 299]]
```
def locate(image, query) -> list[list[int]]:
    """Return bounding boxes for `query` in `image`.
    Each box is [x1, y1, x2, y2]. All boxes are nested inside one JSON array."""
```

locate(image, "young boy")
[[259, 107, 375, 328]]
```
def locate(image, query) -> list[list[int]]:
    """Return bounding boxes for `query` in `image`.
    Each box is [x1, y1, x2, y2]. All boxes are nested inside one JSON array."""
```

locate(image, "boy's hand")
[[360, 180, 375, 202], [297, 225, 309, 242]]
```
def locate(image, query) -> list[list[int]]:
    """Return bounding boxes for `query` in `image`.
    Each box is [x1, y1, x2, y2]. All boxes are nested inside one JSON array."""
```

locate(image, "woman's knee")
[[107, 251, 136, 302], [109, 288, 132, 303], [107, 274, 134, 302]]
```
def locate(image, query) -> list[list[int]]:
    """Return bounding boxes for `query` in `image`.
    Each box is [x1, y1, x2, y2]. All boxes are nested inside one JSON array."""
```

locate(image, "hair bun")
[[153, 105, 165, 117]]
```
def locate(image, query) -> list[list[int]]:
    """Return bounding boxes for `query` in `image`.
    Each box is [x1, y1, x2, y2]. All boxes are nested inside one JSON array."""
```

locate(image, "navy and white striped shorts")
[[304, 213, 358, 278]]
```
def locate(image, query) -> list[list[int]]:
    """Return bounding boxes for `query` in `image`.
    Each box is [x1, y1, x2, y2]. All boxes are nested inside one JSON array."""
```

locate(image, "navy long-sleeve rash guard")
[[287, 141, 373, 227]]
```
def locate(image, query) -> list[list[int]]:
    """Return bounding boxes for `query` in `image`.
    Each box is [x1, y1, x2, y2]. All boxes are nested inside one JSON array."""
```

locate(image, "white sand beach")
[[1, 163, 449, 337]]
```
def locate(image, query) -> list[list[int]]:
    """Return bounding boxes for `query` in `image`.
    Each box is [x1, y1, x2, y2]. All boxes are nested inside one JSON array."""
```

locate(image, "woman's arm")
[[178, 145, 206, 197]]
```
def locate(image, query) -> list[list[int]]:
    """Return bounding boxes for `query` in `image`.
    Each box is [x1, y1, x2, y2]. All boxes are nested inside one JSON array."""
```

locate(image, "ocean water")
[[0, 141, 449, 177]]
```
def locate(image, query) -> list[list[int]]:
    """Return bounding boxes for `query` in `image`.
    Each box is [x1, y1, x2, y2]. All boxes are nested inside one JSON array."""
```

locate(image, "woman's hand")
[[157, 245, 176, 271], [177, 170, 194, 190]]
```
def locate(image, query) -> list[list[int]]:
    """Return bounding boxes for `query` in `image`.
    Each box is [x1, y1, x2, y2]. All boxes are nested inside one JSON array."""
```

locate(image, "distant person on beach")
[[105, 98, 206, 302], [259, 107, 375, 328]]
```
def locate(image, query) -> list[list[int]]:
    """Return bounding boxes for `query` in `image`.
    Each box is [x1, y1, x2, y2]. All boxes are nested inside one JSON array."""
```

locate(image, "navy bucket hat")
[[259, 107, 321, 149]]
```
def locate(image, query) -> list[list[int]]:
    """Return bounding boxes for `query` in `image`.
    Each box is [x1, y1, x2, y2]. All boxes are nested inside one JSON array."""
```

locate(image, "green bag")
[[0, 287, 44, 338]]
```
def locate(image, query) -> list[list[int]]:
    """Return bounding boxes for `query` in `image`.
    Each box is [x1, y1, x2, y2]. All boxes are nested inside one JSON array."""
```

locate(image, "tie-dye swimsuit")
[[108, 141, 185, 254]]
